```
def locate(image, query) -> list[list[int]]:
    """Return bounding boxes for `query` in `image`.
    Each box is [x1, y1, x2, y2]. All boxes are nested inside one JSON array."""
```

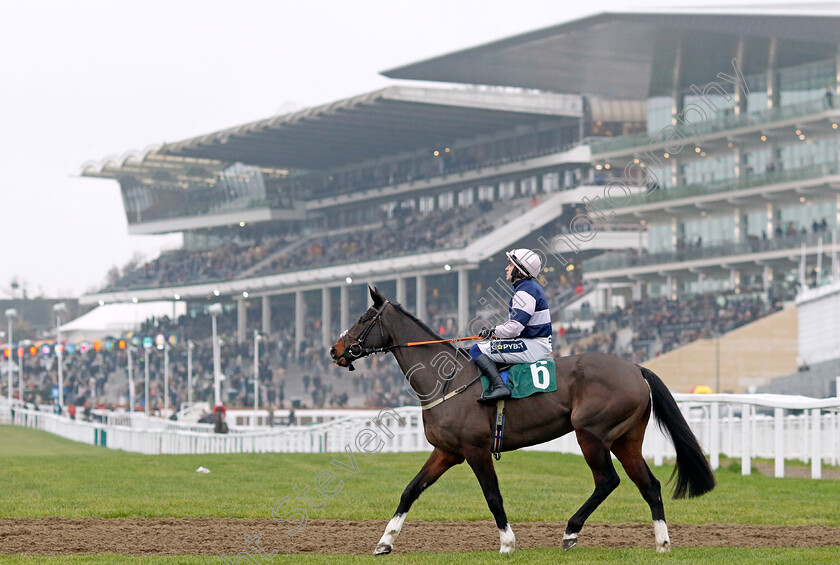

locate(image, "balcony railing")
[[591, 161, 838, 211], [591, 98, 834, 156], [584, 231, 834, 273]]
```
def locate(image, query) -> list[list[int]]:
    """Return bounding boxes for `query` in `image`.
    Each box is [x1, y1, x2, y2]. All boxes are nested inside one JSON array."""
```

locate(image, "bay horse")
[[330, 287, 714, 554]]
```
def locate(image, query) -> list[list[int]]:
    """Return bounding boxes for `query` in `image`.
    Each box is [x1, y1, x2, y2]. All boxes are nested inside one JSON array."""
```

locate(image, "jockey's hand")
[[478, 327, 494, 339]]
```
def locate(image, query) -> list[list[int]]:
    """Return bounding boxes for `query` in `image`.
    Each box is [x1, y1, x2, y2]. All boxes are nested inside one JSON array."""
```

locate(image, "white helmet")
[[506, 248, 541, 278]]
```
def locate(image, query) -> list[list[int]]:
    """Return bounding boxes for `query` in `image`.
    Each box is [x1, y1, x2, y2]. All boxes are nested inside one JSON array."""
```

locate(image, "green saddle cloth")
[[480, 358, 557, 399]]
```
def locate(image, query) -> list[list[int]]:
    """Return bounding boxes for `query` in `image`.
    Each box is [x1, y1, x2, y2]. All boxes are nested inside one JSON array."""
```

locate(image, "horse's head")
[[330, 286, 393, 371]]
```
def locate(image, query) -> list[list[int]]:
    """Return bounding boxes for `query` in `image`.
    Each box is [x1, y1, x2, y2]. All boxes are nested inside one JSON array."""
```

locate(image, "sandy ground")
[[1, 519, 840, 555]]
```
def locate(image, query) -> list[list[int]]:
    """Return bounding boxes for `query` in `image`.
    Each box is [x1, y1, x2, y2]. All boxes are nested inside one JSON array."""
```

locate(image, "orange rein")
[[405, 336, 482, 347]]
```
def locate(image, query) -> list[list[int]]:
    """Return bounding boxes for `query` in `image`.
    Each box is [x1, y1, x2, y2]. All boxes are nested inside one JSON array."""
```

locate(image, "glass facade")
[[778, 201, 837, 234], [742, 148, 772, 176], [648, 223, 674, 253], [682, 215, 736, 247], [745, 210, 769, 239], [746, 74, 769, 114], [120, 163, 268, 225], [682, 154, 736, 185], [647, 96, 674, 135], [778, 59, 836, 106], [778, 137, 839, 169]]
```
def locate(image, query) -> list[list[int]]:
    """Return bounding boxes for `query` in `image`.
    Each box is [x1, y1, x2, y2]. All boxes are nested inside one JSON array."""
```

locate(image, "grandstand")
[[58, 9, 840, 408]]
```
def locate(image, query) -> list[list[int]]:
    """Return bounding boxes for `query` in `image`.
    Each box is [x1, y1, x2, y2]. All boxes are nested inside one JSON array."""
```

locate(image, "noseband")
[[341, 300, 395, 370]]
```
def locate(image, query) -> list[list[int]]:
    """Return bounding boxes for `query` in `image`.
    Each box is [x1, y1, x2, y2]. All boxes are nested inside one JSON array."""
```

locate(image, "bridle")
[[339, 300, 396, 371]]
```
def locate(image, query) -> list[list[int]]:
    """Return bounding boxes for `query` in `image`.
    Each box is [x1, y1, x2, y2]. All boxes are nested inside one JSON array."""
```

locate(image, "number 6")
[[530, 361, 550, 390]]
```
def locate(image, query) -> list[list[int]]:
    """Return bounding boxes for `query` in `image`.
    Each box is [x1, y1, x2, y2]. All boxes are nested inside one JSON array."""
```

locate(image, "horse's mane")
[[390, 300, 445, 342]]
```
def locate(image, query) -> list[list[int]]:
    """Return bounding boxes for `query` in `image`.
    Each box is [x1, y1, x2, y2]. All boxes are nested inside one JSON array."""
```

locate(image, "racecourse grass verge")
[[1, 426, 839, 526], [1, 548, 840, 564]]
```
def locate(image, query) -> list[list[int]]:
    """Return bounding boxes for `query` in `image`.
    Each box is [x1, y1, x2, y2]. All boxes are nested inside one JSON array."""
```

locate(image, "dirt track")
[[1, 519, 840, 555]]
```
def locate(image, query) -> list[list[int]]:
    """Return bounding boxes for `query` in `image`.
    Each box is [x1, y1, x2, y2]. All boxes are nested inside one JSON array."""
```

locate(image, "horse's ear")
[[369, 285, 385, 307]]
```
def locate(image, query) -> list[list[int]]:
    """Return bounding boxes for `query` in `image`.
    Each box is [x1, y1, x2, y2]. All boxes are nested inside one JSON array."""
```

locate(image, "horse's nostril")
[[329, 346, 336, 356]]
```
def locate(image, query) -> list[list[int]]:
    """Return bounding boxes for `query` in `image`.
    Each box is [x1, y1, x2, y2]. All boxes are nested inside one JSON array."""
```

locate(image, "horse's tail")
[[639, 366, 715, 499]]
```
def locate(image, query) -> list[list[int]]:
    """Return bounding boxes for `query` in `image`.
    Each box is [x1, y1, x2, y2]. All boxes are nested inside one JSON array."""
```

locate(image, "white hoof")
[[654, 520, 671, 553], [499, 523, 515, 554], [374, 543, 392, 555], [376, 514, 405, 555], [562, 532, 578, 551]]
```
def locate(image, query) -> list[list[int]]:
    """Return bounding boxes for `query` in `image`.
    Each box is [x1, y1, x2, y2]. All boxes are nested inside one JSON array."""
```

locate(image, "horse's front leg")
[[463, 446, 515, 554], [374, 448, 463, 555]]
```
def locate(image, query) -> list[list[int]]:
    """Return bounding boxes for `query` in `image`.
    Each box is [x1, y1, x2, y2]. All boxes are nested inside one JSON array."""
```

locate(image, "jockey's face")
[[505, 261, 516, 282]]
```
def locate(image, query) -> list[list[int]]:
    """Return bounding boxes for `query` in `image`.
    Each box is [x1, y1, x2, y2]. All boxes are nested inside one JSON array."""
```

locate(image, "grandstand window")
[[457, 187, 474, 207], [521, 176, 538, 195], [647, 96, 674, 136], [648, 223, 674, 253], [779, 200, 837, 233], [778, 59, 836, 106], [477, 185, 495, 201], [419, 196, 435, 214], [682, 92, 735, 124], [649, 166, 672, 190], [742, 148, 771, 175], [683, 154, 735, 184], [778, 137, 838, 170], [543, 172, 560, 193], [746, 210, 770, 239], [499, 180, 516, 200], [438, 191, 454, 210], [746, 74, 769, 114], [683, 215, 735, 247]]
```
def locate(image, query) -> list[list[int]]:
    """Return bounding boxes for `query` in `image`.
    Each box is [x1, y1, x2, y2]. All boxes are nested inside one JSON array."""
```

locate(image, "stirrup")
[[478, 385, 511, 404]]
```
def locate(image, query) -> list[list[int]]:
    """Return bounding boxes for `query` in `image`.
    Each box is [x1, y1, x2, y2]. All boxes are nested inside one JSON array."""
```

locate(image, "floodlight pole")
[[254, 330, 261, 425], [127, 345, 135, 415], [53, 303, 66, 408], [144, 347, 150, 417], [187, 340, 194, 406], [210, 304, 222, 407], [18, 344, 23, 403], [163, 342, 169, 416], [5, 309, 16, 403]]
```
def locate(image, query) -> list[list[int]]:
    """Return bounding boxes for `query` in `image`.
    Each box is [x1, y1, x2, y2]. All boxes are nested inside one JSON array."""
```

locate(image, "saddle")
[[480, 358, 557, 399]]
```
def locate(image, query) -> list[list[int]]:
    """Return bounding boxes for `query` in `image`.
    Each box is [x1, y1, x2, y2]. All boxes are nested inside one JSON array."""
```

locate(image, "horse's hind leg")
[[374, 448, 463, 555], [463, 445, 516, 554], [564, 429, 621, 550], [611, 420, 670, 552]]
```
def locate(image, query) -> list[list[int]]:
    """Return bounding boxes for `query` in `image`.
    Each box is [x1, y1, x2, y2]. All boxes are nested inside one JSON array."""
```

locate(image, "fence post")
[[811, 409, 821, 480], [741, 403, 751, 476], [653, 422, 664, 467], [725, 404, 734, 457], [710, 402, 719, 470], [774, 407, 784, 478]]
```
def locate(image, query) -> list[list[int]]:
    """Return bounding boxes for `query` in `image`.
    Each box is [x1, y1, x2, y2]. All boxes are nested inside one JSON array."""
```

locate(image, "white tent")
[[59, 301, 186, 342]]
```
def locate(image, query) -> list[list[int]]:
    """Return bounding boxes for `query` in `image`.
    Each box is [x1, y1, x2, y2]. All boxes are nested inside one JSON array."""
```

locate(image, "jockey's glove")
[[478, 327, 494, 339]]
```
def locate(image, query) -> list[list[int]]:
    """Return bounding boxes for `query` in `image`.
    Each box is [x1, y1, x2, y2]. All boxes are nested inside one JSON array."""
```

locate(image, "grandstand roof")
[[81, 146, 229, 182], [383, 11, 840, 99], [159, 86, 582, 170]]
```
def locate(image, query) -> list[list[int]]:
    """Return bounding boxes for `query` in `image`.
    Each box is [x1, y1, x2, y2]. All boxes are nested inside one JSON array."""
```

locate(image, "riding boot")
[[475, 354, 511, 404]]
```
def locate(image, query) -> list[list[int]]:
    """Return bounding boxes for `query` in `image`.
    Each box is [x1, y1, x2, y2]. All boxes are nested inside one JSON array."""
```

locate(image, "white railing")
[[3, 394, 839, 478]]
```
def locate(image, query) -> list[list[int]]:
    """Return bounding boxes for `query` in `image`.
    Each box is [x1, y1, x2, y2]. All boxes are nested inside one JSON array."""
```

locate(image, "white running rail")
[[2, 394, 839, 478]]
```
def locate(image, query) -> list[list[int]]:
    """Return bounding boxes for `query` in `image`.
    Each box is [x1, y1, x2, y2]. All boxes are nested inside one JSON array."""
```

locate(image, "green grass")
[[1, 426, 839, 526], [1, 548, 839, 565], [0, 426, 108, 456]]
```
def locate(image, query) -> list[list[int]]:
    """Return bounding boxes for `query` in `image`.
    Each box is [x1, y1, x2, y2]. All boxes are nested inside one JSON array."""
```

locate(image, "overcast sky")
[[0, 0, 823, 299]]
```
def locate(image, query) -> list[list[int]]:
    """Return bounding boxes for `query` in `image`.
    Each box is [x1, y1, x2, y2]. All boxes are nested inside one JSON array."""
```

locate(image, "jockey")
[[470, 248, 552, 404]]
